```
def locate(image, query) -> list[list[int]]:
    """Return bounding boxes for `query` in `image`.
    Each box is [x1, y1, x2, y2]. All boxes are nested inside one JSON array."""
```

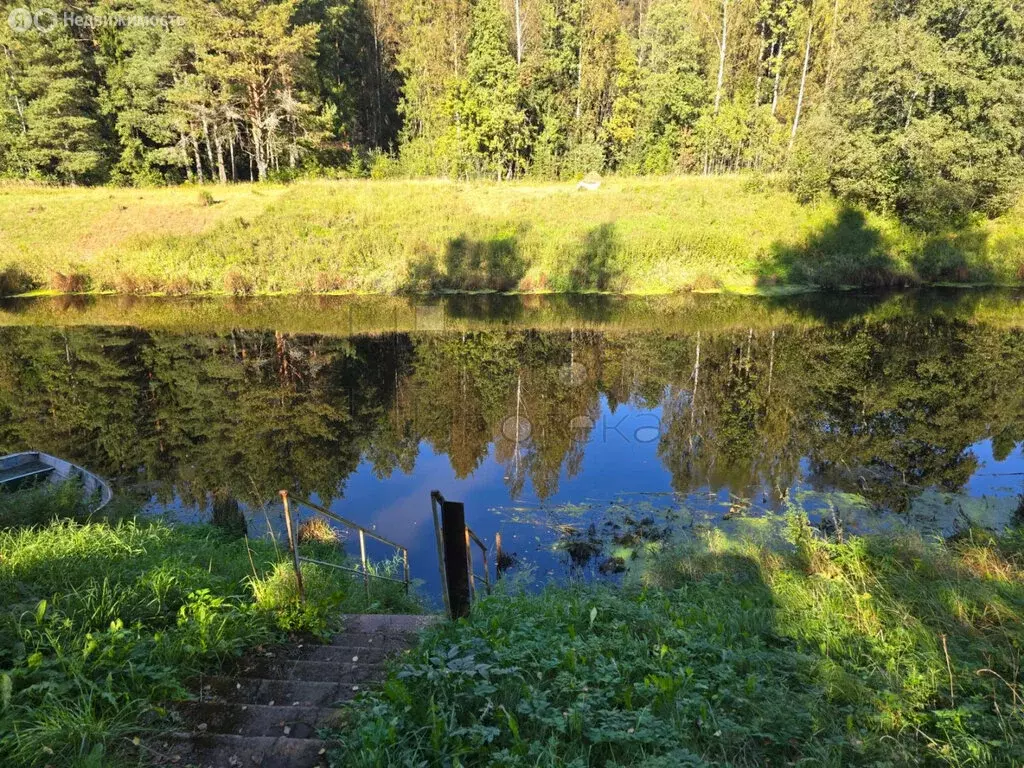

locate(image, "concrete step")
[[161, 732, 329, 768], [191, 676, 353, 708], [240, 658, 385, 684], [164, 615, 440, 768], [176, 701, 342, 739], [325, 631, 417, 653], [292, 643, 390, 665]]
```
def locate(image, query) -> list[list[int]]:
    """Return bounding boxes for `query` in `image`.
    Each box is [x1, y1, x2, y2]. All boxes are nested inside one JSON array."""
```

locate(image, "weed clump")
[[223, 268, 253, 296], [163, 275, 196, 296], [689, 272, 723, 292], [50, 271, 89, 293], [298, 517, 340, 546]]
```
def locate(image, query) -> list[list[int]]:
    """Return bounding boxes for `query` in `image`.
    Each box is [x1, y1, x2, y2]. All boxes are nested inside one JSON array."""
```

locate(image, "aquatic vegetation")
[[331, 524, 1024, 766], [297, 516, 343, 546]]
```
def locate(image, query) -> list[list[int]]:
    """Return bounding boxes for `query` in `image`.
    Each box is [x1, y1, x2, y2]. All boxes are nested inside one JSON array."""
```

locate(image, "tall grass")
[[2, 177, 1021, 296], [0, 484, 423, 767]]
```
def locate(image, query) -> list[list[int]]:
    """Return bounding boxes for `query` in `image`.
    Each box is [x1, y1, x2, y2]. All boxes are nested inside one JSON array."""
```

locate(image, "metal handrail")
[[465, 525, 491, 599], [279, 490, 410, 602]]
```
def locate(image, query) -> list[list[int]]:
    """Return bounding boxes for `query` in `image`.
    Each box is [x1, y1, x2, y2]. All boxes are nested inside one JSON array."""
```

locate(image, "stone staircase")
[[155, 615, 438, 768]]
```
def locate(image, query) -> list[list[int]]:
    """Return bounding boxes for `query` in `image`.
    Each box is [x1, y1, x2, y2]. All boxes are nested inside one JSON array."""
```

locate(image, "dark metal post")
[[440, 500, 471, 618], [280, 490, 305, 603]]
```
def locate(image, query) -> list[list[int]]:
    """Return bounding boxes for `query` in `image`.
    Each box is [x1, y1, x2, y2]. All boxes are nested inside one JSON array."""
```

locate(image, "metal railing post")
[[403, 548, 410, 595], [279, 490, 305, 603], [481, 543, 492, 595], [278, 494, 410, 599], [495, 532, 503, 579], [465, 526, 475, 602], [358, 529, 371, 601]]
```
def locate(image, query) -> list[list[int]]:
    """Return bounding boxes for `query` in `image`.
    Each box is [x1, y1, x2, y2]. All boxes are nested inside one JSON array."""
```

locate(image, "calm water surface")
[[2, 291, 1023, 603]]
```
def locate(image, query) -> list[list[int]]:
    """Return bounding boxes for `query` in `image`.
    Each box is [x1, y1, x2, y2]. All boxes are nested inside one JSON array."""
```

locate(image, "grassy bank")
[[2, 177, 1023, 296], [0, 484, 419, 767], [5, 289, 1024, 337], [332, 518, 1024, 766]]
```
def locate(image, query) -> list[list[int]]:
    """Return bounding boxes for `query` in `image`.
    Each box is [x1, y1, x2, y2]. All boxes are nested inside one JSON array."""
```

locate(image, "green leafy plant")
[[332, 525, 1024, 767]]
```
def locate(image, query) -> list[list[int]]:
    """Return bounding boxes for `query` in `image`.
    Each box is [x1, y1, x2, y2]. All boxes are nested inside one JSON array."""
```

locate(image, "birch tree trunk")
[[789, 21, 813, 151], [202, 116, 215, 173], [514, 0, 524, 64], [771, 39, 782, 116], [713, 0, 728, 114], [576, 0, 584, 121], [214, 130, 228, 184], [192, 136, 204, 183]]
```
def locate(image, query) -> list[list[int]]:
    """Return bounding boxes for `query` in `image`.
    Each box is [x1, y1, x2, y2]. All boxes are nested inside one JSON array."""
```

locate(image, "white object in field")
[[576, 172, 602, 191], [0, 451, 113, 511]]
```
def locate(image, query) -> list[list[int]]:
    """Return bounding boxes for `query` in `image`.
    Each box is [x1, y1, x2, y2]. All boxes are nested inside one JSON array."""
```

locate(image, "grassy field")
[[2, 177, 1023, 296], [0, 483, 420, 767], [332, 516, 1024, 767]]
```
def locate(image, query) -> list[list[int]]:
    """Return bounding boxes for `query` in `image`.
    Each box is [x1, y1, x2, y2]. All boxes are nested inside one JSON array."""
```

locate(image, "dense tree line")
[[1, 0, 1021, 220]]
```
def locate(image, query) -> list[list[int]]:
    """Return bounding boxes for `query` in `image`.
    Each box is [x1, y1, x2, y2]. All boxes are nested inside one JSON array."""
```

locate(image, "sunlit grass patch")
[[3, 176, 1020, 296]]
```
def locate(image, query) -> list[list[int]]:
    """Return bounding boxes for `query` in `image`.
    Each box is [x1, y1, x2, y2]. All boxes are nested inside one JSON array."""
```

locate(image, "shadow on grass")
[[760, 206, 998, 293], [409, 222, 623, 294], [0, 266, 36, 297], [917, 227, 997, 283], [335, 540, 846, 765], [408, 231, 527, 291], [758, 207, 908, 290], [643, 527, 1024, 763], [568, 222, 620, 291]]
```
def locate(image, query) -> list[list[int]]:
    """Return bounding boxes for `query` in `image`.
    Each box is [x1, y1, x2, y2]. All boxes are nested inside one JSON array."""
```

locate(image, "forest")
[[1, 0, 1022, 226]]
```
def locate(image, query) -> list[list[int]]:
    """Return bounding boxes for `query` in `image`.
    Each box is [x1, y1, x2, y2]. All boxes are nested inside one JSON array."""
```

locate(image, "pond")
[[2, 290, 1023, 604]]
